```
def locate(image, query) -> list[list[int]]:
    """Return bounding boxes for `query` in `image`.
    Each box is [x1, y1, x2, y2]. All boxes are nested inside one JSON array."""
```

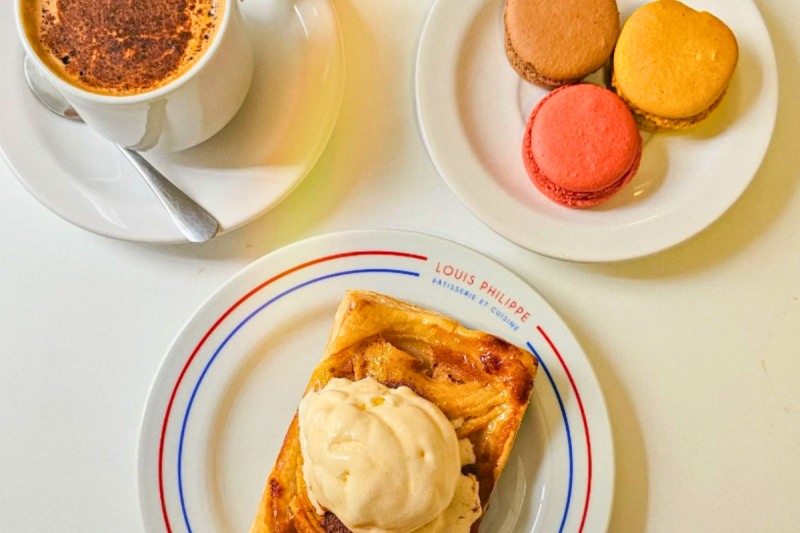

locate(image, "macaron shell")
[[504, 0, 620, 81], [504, 26, 581, 88], [613, 71, 729, 131], [522, 87, 643, 209], [531, 84, 640, 192], [614, 0, 738, 119], [524, 128, 642, 208]]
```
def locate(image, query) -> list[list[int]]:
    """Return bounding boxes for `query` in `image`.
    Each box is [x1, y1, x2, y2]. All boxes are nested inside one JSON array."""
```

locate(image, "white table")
[[1, 0, 798, 531]]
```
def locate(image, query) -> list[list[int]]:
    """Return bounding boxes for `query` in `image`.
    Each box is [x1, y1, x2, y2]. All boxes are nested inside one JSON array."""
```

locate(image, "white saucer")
[[416, 0, 778, 262], [138, 230, 614, 533], [0, 0, 344, 244]]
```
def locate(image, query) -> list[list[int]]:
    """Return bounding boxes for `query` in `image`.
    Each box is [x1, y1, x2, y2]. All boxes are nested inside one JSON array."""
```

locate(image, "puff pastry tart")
[[250, 291, 538, 533]]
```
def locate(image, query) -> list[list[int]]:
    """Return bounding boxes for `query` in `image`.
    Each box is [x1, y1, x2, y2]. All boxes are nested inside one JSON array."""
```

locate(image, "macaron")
[[504, 0, 620, 88], [522, 84, 642, 209], [612, 0, 738, 131]]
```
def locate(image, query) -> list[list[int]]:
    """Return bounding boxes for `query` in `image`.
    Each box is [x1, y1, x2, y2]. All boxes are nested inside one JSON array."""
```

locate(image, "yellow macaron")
[[612, 0, 738, 131]]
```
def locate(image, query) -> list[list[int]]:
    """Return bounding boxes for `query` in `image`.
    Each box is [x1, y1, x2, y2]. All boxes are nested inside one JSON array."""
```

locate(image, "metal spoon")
[[23, 55, 219, 243]]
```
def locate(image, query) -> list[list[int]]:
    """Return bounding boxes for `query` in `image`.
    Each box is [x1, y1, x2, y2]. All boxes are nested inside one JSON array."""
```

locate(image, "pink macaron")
[[522, 84, 642, 209]]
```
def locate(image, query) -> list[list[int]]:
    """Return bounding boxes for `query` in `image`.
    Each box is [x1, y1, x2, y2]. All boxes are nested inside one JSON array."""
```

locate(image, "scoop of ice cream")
[[298, 378, 463, 533]]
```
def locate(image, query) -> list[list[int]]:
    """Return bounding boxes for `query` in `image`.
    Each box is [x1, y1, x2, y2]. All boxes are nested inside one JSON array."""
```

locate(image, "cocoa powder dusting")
[[31, 0, 219, 94]]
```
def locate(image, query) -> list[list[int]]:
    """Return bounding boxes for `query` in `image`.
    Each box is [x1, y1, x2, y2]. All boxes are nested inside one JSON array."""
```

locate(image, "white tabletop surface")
[[1, 0, 799, 532]]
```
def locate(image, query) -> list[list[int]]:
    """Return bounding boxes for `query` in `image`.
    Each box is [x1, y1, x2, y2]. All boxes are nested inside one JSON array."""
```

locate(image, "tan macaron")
[[612, 0, 739, 131], [504, 0, 620, 88]]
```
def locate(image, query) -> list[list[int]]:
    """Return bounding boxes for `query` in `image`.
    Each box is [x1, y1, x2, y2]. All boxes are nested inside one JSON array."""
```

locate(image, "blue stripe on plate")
[[528, 341, 574, 533], [177, 268, 420, 533]]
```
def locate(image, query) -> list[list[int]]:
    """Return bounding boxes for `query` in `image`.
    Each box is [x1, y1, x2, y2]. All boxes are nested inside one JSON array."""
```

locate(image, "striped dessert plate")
[[138, 230, 614, 533]]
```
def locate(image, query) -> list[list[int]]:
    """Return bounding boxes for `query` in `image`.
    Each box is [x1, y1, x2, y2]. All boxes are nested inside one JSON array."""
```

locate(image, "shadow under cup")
[[14, 0, 254, 153]]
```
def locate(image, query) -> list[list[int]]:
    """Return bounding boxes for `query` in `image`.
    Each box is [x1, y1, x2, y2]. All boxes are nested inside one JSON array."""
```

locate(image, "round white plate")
[[0, 0, 344, 244], [416, 0, 778, 262], [139, 230, 614, 533]]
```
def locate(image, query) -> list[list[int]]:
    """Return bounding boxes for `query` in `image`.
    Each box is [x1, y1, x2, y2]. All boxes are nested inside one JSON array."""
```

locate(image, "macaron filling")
[[522, 85, 642, 208]]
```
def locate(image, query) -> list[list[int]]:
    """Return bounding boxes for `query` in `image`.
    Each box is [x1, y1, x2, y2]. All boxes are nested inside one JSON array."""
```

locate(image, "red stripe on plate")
[[157, 251, 427, 533], [538, 325, 593, 533]]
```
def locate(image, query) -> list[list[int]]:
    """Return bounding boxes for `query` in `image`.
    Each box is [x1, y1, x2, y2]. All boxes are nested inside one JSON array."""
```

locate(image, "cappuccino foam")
[[22, 0, 222, 96]]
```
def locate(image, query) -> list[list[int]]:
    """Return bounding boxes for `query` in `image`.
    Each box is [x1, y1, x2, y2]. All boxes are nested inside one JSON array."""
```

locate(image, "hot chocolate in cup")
[[15, 0, 253, 153]]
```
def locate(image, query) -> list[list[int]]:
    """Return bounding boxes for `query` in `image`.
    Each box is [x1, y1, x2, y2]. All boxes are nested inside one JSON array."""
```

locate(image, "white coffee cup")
[[14, 0, 253, 153]]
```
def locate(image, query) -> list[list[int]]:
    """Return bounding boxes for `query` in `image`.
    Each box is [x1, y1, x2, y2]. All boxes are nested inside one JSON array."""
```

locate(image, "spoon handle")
[[116, 146, 219, 243]]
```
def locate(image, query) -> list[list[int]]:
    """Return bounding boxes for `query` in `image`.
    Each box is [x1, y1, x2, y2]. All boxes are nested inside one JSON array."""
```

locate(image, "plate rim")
[[137, 229, 616, 533], [0, 0, 346, 245], [415, 0, 779, 263]]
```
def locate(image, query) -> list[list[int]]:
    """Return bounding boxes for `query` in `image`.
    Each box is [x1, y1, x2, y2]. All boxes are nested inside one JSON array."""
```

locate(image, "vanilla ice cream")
[[298, 378, 480, 533]]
